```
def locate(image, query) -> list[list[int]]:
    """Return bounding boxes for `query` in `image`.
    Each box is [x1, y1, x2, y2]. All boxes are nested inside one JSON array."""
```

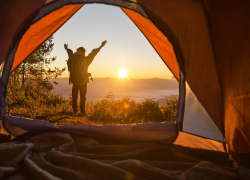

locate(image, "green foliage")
[[9, 36, 65, 91], [86, 93, 141, 124], [137, 97, 163, 122], [6, 81, 68, 113], [161, 96, 178, 122], [6, 35, 68, 121], [85, 92, 165, 124], [6, 89, 178, 125]]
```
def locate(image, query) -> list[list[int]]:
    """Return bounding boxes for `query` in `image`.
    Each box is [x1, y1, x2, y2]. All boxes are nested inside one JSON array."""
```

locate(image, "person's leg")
[[72, 84, 79, 114], [80, 84, 87, 114]]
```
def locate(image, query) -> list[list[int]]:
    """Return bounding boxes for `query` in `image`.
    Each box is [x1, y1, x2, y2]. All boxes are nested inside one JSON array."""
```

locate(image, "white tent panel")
[[183, 82, 224, 142]]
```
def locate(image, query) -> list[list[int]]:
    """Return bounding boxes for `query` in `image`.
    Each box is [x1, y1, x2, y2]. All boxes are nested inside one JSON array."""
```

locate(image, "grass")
[[6, 82, 178, 126]]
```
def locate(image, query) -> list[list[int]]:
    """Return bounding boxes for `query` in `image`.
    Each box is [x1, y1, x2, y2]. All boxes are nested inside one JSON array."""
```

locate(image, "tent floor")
[[0, 132, 245, 180]]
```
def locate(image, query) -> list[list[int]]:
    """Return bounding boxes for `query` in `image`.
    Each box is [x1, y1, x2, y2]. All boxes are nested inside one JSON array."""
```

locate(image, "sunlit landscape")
[[6, 4, 179, 126]]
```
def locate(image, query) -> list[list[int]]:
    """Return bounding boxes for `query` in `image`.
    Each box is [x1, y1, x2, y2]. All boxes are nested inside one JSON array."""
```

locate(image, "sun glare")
[[118, 69, 128, 78]]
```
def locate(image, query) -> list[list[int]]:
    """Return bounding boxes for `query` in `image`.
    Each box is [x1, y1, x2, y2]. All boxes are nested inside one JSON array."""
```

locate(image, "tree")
[[9, 36, 65, 91]]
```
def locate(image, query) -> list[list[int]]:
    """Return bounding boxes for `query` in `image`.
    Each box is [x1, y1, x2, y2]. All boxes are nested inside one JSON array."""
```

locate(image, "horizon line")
[[53, 77, 176, 80]]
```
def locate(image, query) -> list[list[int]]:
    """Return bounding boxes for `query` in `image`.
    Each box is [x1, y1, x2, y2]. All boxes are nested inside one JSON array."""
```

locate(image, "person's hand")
[[101, 40, 107, 47], [64, 44, 68, 50]]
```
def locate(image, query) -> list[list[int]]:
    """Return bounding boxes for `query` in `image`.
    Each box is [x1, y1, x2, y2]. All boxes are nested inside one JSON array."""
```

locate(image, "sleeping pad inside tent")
[[0, 0, 250, 179]]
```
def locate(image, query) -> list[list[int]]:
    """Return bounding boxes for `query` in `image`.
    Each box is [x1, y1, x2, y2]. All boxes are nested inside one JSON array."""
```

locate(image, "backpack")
[[66, 49, 92, 84]]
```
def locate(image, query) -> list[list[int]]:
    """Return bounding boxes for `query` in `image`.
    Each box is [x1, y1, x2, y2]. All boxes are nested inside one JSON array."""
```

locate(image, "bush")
[[86, 93, 166, 124], [137, 97, 164, 122], [6, 86, 178, 125], [86, 93, 138, 124], [161, 96, 178, 122], [6, 80, 68, 117]]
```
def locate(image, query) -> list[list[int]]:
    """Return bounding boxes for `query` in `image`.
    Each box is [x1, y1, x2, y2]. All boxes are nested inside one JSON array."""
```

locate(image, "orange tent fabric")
[[203, 0, 250, 153], [0, 0, 47, 65], [135, 0, 223, 140], [121, 8, 179, 80], [11, 4, 83, 71]]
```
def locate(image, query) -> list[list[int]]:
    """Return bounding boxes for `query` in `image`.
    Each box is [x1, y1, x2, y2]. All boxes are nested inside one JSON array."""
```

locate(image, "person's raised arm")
[[87, 40, 107, 66], [64, 43, 73, 57], [97, 40, 107, 50]]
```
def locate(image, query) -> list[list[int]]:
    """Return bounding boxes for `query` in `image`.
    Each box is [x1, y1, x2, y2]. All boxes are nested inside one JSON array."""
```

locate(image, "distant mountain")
[[51, 77, 178, 105]]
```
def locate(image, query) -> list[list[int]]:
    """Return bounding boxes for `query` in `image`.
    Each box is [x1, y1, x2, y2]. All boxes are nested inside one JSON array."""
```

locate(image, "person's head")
[[76, 47, 86, 56]]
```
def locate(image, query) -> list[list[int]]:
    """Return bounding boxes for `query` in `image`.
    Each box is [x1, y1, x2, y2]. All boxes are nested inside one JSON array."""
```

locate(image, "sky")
[[48, 4, 174, 79]]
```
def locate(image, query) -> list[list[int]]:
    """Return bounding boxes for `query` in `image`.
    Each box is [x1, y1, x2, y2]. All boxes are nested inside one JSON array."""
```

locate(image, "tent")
[[0, 0, 249, 179]]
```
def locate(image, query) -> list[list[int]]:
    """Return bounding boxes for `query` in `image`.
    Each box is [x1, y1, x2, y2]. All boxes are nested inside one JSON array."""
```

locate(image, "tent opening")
[[2, 4, 180, 141]]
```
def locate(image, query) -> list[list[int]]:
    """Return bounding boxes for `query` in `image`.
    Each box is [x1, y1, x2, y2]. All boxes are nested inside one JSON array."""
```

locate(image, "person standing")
[[64, 41, 107, 116]]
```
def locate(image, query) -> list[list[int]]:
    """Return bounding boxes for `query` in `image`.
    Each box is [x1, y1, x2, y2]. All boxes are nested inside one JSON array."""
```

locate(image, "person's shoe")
[[78, 111, 86, 117]]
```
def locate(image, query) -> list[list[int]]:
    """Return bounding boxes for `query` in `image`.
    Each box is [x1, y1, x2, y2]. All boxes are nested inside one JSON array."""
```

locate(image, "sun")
[[118, 69, 128, 78]]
